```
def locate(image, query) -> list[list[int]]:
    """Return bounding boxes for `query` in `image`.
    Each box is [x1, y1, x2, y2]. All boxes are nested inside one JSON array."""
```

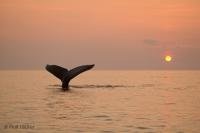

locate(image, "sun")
[[165, 55, 172, 62]]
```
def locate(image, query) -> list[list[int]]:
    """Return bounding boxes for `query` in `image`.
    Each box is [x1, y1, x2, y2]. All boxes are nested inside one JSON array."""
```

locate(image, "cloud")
[[143, 39, 159, 46]]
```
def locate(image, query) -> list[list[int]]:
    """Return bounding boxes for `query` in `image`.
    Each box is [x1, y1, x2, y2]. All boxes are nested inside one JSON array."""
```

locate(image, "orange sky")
[[1, 0, 200, 69]]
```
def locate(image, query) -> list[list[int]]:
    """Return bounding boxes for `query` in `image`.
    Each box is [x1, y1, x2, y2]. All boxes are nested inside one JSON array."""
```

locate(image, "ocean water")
[[0, 70, 200, 133]]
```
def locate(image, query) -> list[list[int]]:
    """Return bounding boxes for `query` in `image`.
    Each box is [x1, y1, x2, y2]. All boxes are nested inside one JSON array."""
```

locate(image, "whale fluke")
[[46, 64, 95, 90]]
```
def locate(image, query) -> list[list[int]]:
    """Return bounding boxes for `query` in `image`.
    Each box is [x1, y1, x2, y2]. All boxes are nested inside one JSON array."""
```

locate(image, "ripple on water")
[[141, 84, 155, 88], [94, 115, 110, 118], [136, 117, 151, 120], [125, 125, 134, 128], [153, 125, 166, 128], [136, 126, 151, 130], [73, 129, 85, 132], [70, 84, 135, 89], [22, 107, 38, 111], [173, 87, 185, 90], [100, 130, 114, 133], [164, 102, 176, 105], [105, 118, 113, 121]]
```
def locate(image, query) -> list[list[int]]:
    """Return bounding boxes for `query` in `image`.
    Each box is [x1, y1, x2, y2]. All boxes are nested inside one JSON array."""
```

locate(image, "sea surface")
[[0, 70, 200, 133]]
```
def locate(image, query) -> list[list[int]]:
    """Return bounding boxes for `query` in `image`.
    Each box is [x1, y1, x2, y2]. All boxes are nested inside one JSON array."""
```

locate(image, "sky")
[[1, 0, 200, 70]]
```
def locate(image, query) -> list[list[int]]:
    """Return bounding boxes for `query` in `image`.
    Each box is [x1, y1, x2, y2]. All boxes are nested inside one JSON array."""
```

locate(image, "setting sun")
[[165, 55, 172, 62]]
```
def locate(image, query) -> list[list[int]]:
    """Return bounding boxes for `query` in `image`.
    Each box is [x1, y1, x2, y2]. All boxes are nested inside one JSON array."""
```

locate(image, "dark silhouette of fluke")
[[46, 64, 95, 90]]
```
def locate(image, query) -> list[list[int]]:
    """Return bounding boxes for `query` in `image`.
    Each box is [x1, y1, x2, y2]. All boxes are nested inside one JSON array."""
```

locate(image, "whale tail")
[[46, 64, 95, 90]]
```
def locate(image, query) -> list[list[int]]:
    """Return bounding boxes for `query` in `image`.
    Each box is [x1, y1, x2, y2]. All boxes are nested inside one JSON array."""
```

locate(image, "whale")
[[46, 64, 95, 90]]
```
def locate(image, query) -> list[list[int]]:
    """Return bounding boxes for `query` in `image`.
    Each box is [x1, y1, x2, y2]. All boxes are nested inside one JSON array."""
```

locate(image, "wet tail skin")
[[46, 64, 95, 90]]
